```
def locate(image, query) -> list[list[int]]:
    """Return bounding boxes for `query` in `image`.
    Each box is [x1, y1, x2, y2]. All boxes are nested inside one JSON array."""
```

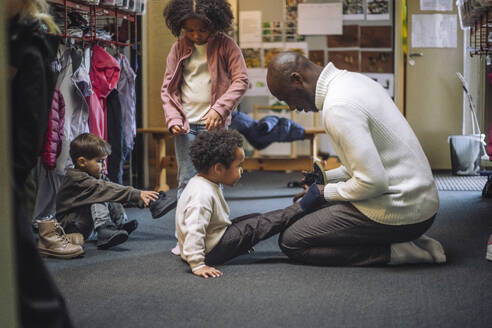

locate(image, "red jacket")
[[88, 45, 120, 140], [161, 33, 248, 133], [42, 88, 65, 170]]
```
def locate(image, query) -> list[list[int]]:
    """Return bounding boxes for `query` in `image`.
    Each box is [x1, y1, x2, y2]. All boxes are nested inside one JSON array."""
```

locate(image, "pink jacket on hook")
[[88, 45, 120, 140]]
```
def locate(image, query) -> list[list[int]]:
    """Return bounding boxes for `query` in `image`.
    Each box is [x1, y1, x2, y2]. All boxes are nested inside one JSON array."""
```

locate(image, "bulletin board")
[[237, 0, 395, 157], [237, 0, 395, 104]]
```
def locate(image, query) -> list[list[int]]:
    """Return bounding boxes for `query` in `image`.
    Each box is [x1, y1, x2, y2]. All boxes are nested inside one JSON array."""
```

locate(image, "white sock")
[[389, 235, 446, 265], [389, 241, 434, 265], [413, 234, 446, 264]]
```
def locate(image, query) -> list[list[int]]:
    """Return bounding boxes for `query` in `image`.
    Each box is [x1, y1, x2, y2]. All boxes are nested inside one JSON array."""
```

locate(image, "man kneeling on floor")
[[266, 52, 446, 266], [44, 133, 175, 254], [176, 129, 307, 278]]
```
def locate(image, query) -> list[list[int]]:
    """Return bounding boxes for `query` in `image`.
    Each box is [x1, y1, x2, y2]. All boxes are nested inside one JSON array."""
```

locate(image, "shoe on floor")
[[66, 233, 84, 246], [37, 220, 84, 259], [149, 190, 177, 219], [96, 225, 128, 249], [487, 234, 492, 261], [118, 219, 138, 236]]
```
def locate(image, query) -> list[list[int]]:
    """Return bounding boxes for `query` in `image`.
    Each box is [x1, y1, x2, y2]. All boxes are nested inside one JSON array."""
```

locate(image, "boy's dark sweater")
[[56, 168, 143, 237]]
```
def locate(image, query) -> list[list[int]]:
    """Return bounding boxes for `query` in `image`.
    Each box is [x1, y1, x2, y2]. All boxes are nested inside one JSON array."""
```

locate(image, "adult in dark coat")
[[7, 0, 74, 327]]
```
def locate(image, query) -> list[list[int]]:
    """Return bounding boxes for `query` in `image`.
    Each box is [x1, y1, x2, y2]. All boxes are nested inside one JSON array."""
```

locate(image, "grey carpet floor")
[[45, 172, 492, 328]]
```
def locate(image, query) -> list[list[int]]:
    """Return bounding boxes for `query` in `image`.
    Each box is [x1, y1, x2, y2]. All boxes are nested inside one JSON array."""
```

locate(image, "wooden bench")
[[138, 124, 340, 191]]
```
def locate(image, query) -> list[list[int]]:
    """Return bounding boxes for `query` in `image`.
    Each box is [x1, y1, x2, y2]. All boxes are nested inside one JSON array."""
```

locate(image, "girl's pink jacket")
[[161, 32, 248, 133]]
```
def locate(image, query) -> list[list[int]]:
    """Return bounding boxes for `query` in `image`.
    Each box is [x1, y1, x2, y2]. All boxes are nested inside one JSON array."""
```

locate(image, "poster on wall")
[[363, 73, 394, 97], [241, 46, 262, 68], [245, 68, 269, 96], [327, 25, 360, 47], [343, 0, 364, 20], [285, 0, 306, 41], [328, 51, 360, 72], [361, 51, 393, 73], [360, 26, 392, 48], [239, 11, 262, 43], [411, 14, 457, 48], [309, 50, 325, 67], [366, 0, 390, 21], [262, 21, 283, 42], [263, 44, 284, 68], [298, 3, 343, 35], [420, 0, 453, 11]]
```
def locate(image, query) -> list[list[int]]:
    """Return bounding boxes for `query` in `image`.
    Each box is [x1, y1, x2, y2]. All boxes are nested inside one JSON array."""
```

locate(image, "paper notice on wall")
[[245, 68, 269, 96], [239, 11, 262, 43], [298, 3, 343, 35], [420, 0, 453, 11], [411, 14, 457, 48]]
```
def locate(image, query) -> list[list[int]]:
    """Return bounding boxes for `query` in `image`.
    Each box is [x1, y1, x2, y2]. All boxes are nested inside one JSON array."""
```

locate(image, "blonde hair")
[[19, 0, 60, 34]]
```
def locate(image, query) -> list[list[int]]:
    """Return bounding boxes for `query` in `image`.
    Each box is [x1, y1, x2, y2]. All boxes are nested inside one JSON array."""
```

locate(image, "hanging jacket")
[[161, 32, 248, 133], [230, 111, 305, 150], [42, 89, 66, 170], [117, 53, 136, 153], [9, 16, 61, 185], [88, 45, 120, 140]]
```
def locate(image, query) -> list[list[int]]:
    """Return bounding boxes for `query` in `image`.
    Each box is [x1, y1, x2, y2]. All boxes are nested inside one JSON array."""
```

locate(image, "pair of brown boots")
[[37, 219, 84, 259]]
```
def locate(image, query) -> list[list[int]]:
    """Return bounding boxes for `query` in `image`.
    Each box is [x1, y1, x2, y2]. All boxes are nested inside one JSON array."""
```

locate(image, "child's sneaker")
[[118, 219, 138, 236], [149, 190, 178, 219], [312, 161, 327, 185], [487, 234, 492, 261], [96, 225, 128, 249], [299, 183, 327, 213], [302, 161, 327, 186]]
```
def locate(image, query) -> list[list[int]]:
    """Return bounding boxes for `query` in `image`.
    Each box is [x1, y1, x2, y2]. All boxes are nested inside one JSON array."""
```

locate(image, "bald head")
[[266, 52, 323, 112]]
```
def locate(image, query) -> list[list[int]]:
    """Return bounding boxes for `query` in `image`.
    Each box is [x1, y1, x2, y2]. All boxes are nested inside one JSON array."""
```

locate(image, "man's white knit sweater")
[[315, 63, 439, 225], [176, 175, 231, 271]]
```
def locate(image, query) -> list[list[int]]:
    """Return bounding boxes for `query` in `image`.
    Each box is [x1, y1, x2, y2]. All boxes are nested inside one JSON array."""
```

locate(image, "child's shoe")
[[149, 190, 177, 219], [96, 224, 128, 249], [118, 219, 138, 236], [312, 161, 327, 185], [302, 161, 327, 186], [299, 183, 327, 213], [487, 234, 492, 261], [37, 220, 84, 259], [66, 233, 85, 246]]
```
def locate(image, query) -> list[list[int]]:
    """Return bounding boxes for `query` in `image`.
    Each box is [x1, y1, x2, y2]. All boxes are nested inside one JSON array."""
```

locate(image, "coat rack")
[[47, 0, 137, 48]]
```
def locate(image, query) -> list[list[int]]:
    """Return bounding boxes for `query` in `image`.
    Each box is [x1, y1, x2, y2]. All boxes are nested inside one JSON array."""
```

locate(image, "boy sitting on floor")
[[55, 133, 174, 250], [176, 129, 308, 278]]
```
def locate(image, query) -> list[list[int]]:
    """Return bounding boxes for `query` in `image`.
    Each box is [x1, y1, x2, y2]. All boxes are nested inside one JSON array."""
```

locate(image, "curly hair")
[[70, 133, 112, 164], [163, 0, 234, 37], [190, 129, 243, 173]]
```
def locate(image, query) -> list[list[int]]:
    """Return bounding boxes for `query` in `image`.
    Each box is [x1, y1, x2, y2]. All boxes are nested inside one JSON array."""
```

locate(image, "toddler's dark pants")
[[278, 201, 435, 266], [205, 202, 305, 266]]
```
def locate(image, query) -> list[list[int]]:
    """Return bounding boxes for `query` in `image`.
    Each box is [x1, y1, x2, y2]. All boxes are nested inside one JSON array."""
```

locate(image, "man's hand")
[[193, 265, 223, 279], [140, 190, 159, 206], [201, 109, 223, 130], [170, 125, 186, 135]]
